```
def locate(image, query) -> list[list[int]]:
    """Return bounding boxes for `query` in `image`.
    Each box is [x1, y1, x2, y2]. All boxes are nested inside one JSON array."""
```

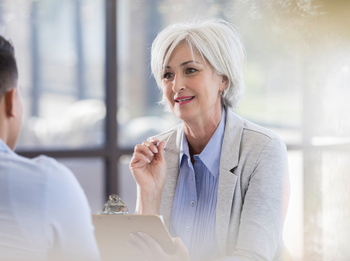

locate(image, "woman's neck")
[[183, 106, 223, 159]]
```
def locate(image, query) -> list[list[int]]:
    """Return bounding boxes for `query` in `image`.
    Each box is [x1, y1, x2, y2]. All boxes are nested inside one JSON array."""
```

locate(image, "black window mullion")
[[105, 0, 118, 198]]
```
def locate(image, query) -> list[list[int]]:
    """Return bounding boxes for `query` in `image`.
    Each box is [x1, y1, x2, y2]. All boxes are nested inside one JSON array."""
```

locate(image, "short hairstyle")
[[151, 18, 245, 109], [0, 35, 18, 100]]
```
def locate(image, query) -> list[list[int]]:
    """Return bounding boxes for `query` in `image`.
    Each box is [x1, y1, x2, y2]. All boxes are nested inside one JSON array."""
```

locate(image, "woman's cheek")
[[163, 85, 173, 102]]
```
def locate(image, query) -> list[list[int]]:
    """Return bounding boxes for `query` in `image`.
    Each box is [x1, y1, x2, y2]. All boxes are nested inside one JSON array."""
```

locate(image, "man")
[[0, 36, 100, 260]]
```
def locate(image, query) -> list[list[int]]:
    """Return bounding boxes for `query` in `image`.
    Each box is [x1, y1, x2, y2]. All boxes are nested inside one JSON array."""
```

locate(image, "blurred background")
[[1, 0, 350, 260]]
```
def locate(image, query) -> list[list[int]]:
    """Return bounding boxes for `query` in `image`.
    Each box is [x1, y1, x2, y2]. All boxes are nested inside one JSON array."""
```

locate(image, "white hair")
[[151, 18, 245, 109]]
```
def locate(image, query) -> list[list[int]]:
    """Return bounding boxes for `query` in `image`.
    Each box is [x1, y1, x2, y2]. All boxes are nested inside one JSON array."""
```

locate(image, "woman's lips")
[[174, 96, 195, 105]]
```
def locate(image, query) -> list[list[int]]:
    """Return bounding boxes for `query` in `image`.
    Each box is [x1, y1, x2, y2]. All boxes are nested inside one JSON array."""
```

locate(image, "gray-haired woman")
[[129, 19, 292, 261]]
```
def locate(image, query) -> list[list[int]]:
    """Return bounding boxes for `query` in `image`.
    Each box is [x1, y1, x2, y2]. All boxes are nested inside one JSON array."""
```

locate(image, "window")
[[2, 1, 349, 260]]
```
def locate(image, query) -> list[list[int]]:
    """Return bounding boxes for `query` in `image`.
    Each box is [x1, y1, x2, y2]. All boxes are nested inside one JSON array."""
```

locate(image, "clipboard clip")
[[99, 194, 128, 215]]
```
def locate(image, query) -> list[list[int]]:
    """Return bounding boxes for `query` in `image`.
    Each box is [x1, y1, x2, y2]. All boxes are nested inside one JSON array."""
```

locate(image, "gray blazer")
[[152, 109, 292, 261]]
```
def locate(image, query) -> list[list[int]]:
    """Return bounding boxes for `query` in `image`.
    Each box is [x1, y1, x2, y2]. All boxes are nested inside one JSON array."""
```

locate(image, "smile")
[[174, 96, 195, 104]]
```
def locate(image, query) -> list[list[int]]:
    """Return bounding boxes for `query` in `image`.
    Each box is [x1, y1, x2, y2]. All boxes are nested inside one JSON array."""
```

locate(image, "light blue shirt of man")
[[170, 108, 226, 261], [0, 139, 100, 261]]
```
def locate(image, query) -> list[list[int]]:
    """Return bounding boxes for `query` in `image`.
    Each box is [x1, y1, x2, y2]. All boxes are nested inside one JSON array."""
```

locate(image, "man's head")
[[0, 35, 23, 150]]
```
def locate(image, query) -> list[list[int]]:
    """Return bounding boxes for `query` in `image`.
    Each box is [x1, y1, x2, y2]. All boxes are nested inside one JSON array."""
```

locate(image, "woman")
[[129, 19, 291, 261]]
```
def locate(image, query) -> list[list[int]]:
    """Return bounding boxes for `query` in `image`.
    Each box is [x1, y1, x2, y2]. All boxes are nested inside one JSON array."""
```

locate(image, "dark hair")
[[0, 35, 18, 99]]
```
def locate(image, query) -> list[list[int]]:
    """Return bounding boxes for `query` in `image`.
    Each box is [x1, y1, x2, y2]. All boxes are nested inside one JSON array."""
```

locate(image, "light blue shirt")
[[170, 108, 226, 261], [0, 139, 100, 261]]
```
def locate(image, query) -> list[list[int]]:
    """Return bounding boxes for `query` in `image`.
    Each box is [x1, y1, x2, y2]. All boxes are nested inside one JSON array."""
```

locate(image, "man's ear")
[[4, 88, 16, 117]]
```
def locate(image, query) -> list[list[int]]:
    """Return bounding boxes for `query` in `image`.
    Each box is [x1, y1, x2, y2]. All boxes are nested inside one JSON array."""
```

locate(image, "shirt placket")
[[182, 155, 197, 248]]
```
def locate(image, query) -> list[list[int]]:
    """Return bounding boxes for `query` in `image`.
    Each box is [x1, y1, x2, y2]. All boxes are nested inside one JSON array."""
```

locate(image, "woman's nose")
[[172, 75, 185, 93]]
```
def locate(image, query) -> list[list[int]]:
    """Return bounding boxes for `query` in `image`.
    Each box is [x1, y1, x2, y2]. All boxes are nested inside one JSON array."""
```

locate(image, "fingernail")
[[147, 158, 151, 163], [138, 232, 144, 238], [149, 151, 154, 156], [153, 147, 158, 153], [130, 233, 135, 239]]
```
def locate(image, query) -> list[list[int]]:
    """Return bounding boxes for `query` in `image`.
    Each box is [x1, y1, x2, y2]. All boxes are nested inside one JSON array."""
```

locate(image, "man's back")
[[0, 139, 100, 261]]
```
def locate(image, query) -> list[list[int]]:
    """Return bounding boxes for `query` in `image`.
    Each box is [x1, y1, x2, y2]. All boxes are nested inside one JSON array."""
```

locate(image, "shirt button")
[[186, 226, 191, 232], [190, 200, 196, 206]]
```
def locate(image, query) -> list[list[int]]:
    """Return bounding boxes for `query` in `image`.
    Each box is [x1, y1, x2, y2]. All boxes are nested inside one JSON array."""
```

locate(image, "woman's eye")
[[163, 72, 173, 79], [185, 68, 197, 74]]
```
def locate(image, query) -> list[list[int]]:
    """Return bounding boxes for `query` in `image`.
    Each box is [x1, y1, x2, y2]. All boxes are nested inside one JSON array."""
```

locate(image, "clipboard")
[[92, 214, 176, 261]]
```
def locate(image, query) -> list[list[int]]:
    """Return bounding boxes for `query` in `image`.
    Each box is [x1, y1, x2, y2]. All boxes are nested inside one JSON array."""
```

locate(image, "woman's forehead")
[[164, 43, 205, 67]]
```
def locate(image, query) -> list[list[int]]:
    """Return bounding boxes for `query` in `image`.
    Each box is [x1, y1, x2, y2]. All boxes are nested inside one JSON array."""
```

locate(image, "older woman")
[[129, 19, 291, 261]]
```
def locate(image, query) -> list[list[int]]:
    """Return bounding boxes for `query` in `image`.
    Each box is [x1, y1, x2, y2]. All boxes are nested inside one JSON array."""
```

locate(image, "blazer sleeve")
[[217, 138, 291, 261]]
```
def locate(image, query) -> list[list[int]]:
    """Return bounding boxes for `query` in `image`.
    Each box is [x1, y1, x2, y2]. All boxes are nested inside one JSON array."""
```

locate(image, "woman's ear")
[[221, 75, 228, 90]]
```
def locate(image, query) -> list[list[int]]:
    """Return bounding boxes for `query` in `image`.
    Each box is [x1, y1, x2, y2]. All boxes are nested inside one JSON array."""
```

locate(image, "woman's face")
[[162, 43, 227, 124]]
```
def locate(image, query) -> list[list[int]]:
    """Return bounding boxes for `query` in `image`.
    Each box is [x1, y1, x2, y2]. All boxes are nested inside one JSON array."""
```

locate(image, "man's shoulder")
[[1, 150, 74, 183], [32, 155, 68, 172], [5, 152, 87, 213], [31, 156, 80, 191]]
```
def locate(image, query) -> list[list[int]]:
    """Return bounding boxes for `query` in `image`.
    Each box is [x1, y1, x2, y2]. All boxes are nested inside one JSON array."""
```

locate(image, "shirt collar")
[[0, 138, 11, 152], [179, 107, 226, 177]]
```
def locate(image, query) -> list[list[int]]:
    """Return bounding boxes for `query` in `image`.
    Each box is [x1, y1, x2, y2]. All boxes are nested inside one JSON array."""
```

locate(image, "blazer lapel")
[[159, 125, 183, 229], [216, 109, 244, 256]]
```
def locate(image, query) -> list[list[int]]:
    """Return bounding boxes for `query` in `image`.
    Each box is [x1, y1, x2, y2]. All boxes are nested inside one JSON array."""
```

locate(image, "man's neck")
[[0, 124, 10, 149], [0, 108, 14, 150]]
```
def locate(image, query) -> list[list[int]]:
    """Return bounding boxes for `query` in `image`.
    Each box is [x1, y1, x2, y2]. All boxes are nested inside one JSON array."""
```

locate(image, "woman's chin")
[[174, 111, 197, 123]]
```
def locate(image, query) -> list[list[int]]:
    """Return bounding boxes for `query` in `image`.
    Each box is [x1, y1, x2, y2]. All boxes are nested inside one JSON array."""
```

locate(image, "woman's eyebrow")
[[180, 60, 196, 66], [165, 60, 199, 69]]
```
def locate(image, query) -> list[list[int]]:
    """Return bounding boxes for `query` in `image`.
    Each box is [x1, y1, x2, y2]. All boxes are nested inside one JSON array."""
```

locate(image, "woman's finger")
[[138, 232, 169, 258], [130, 233, 155, 260], [142, 140, 159, 154], [131, 152, 151, 164], [173, 237, 190, 260], [135, 144, 155, 157], [126, 241, 147, 261]]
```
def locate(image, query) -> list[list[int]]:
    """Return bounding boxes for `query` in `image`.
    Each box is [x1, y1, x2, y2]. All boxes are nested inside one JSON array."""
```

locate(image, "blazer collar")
[[0, 138, 12, 153], [216, 109, 244, 256], [159, 124, 182, 228], [220, 108, 244, 172]]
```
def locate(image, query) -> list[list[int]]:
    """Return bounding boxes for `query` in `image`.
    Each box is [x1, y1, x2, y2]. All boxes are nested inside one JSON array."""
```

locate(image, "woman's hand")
[[128, 233, 190, 261], [129, 138, 166, 214]]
